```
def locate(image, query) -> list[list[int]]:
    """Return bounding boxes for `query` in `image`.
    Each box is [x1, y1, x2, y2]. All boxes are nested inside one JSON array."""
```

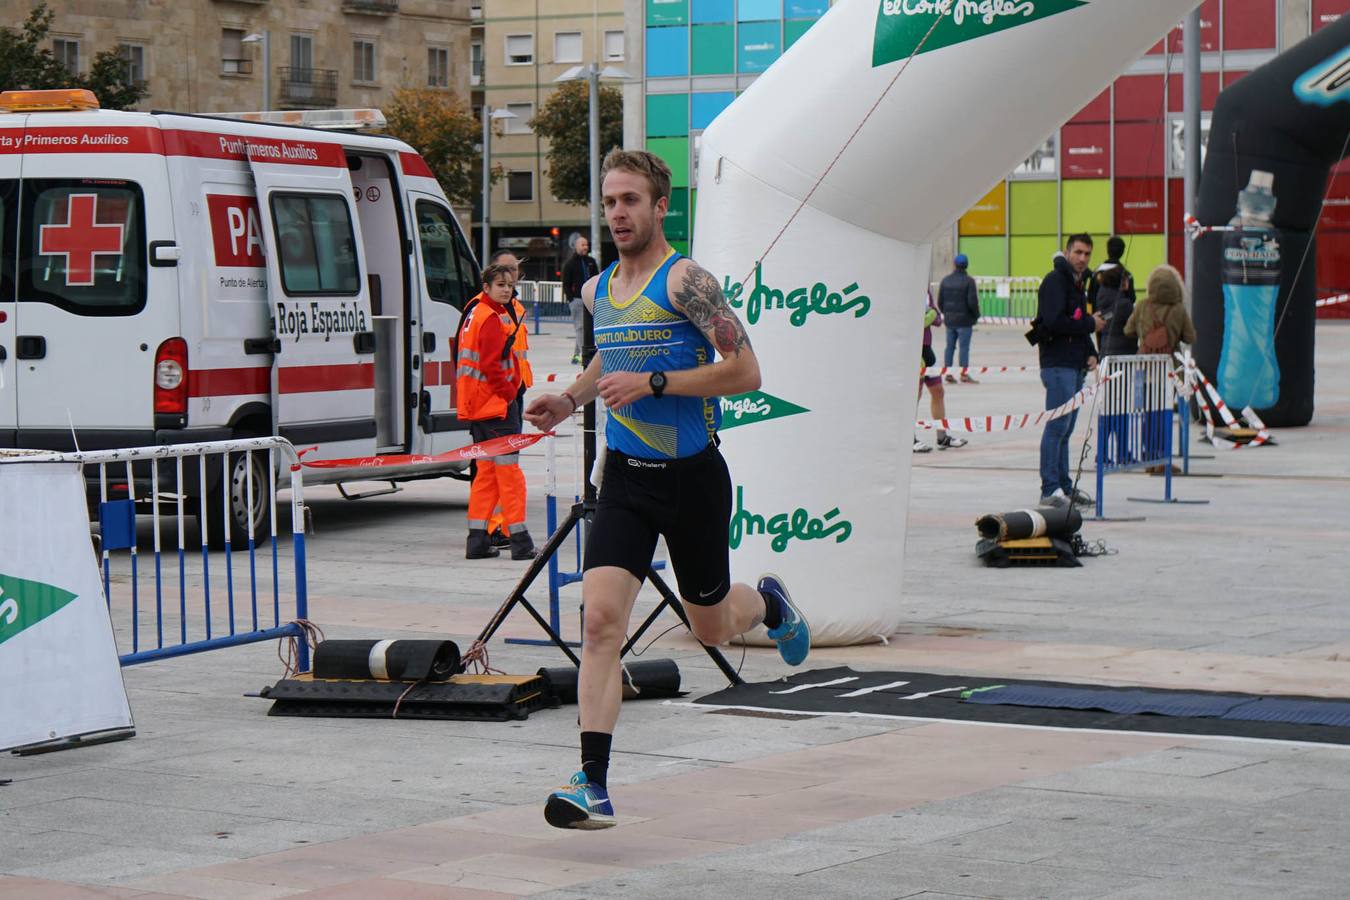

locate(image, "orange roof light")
[[0, 89, 101, 113]]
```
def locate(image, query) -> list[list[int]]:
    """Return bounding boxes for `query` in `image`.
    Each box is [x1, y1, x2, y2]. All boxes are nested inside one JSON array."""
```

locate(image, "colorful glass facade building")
[[640, 1, 1348, 300]]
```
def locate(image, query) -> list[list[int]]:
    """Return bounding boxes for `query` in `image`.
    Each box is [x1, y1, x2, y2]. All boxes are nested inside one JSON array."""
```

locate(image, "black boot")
[[489, 528, 511, 549], [509, 530, 537, 561], [466, 529, 500, 559]]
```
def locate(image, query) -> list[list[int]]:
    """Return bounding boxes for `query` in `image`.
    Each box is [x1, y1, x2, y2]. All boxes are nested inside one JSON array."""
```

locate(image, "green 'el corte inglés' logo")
[[728, 486, 853, 554], [723, 263, 871, 328], [0, 573, 79, 646], [873, 0, 1087, 68], [719, 391, 810, 430]]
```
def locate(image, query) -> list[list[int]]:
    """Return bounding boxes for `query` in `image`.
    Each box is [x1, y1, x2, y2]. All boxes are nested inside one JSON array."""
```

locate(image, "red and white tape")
[[919, 365, 1035, 377], [916, 372, 1119, 432], [1183, 213, 1238, 240], [976, 316, 1034, 326], [1316, 292, 1350, 308], [1175, 353, 1272, 449], [298, 431, 552, 469]]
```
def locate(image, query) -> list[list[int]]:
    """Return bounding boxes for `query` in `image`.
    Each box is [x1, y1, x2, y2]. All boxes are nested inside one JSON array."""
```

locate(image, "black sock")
[[761, 590, 783, 629], [580, 731, 612, 788]]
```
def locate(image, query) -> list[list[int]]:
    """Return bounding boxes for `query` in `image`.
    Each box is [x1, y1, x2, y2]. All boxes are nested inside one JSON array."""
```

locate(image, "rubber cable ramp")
[[693, 666, 1350, 745]]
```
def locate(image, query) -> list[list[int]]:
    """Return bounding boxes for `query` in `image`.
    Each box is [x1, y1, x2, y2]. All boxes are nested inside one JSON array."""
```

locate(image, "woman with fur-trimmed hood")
[[1125, 264, 1197, 355]]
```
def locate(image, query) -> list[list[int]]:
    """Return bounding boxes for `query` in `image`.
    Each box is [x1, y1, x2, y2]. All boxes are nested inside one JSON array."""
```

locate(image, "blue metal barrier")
[[1095, 355, 1174, 517], [32, 439, 311, 671]]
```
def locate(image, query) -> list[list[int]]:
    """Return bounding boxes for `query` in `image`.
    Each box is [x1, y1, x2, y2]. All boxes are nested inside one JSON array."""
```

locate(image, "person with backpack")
[[1125, 264, 1197, 356]]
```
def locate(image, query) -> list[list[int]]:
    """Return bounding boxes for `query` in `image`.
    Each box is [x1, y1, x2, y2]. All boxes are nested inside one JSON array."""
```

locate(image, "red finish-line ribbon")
[[916, 372, 1120, 432], [298, 431, 552, 469]]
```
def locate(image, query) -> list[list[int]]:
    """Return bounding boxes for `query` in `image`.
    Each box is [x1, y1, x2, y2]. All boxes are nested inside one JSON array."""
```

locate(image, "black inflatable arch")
[[1193, 17, 1350, 427]]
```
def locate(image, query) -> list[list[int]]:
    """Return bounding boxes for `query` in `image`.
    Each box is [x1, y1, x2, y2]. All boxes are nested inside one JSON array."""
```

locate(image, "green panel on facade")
[[666, 188, 690, 240], [1117, 234, 1165, 291], [958, 237, 1006, 277], [646, 93, 689, 138], [784, 18, 816, 49], [691, 24, 735, 74], [648, 137, 690, 188], [1061, 180, 1111, 236], [1009, 181, 1058, 235], [1010, 235, 1061, 278], [669, 239, 690, 256], [647, 0, 689, 26]]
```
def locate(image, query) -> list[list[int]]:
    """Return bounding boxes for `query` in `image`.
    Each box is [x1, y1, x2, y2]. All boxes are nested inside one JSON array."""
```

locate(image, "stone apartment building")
[[3, 0, 473, 114], [473, 0, 630, 278]]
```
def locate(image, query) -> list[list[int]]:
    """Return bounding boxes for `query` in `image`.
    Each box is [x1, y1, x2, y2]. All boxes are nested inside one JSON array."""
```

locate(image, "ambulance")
[[0, 90, 481, 537]]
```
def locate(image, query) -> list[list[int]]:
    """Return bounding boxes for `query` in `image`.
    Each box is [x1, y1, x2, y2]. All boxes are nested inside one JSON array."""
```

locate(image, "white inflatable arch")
[[695, 0, 1201, 645]]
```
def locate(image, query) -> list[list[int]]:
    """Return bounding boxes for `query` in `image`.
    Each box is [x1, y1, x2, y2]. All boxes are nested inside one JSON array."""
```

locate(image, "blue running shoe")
[[759, 573, 810, 666], [544, 771, 616, 830]]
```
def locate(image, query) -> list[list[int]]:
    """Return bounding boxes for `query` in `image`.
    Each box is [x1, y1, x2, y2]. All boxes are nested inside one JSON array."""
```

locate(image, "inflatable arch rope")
[[693, 0, 1203, 646]]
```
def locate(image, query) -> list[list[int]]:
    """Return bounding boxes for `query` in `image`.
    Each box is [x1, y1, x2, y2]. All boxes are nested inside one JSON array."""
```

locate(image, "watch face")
[[650, 371, 666, 395]]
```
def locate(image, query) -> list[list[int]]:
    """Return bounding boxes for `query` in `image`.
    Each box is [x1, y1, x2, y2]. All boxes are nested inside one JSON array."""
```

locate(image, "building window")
[[428, 47, 450, 88], [505, 33, 534, 66], [503, 102, 534, 134], [118, 43, 145, 85], [468, 42, 482, 85], [353, 39, 377, 83], [506, 171, 534, 202], [1011, 135, 1058, 179], [604, 30, 625, 62], [53, 38, 80, 75], [1169, 113, 1212, 176], [291, 34, 314, 71], [221, 28, 251, 75], [554, 31, 582, 64]]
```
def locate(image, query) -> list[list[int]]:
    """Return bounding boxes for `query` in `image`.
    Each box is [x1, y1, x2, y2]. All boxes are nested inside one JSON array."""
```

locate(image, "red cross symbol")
[[38, 194, 125, 287]]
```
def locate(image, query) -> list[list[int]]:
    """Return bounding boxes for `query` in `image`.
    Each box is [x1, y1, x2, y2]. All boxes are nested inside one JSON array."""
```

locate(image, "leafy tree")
[[0, 3, 148, 110], [383, 87, 495, 207], [531, 80, 623, 205]]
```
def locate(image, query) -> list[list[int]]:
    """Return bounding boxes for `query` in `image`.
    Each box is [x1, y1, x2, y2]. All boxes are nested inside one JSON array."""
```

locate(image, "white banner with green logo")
[[0, 462, 133, 752], [695, 0, 1200, 644]]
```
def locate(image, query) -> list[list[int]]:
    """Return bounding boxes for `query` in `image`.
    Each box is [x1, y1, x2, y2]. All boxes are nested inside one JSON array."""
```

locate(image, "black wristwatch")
[[648, 371, 667, 399]]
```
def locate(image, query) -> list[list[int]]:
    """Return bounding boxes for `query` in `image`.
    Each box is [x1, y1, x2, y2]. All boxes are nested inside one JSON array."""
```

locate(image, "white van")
[[0, 90, 481, 537]]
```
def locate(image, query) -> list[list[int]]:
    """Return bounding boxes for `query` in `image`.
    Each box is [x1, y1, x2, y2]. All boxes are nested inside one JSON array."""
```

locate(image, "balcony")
[[221, 57, 254, 75], [470, 58, 483, 86], [342, 0, 398, 14], [278, 67, 338, 108]]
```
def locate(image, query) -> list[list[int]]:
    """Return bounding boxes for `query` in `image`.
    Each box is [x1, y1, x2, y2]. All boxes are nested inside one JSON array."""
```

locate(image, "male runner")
[[524, 149, 811, 830]]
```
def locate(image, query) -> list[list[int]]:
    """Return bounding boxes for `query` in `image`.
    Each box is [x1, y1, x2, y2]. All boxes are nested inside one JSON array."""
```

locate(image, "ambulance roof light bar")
[[213, 108, 387, 132], [0, 89, 101, 113]]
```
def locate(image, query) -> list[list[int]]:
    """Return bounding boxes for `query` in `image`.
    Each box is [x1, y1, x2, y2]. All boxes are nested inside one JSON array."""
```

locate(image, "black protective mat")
[[694, 666, 1350, 745]]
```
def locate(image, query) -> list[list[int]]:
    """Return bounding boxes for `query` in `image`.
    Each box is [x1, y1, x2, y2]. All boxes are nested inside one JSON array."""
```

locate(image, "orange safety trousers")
[[467, 450, 527, 535]]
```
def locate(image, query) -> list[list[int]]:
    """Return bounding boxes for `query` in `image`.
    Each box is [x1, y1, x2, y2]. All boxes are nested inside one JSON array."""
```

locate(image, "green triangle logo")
[[0, 573, 79, 647], [720, 391, 810, 430], [873, 0, 1087, 68]]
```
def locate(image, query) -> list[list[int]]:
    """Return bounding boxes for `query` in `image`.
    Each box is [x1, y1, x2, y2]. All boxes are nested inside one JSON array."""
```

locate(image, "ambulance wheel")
[[199, 450, 270, 549]]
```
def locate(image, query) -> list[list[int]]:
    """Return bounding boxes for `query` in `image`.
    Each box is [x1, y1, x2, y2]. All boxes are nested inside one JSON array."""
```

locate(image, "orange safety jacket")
[[456, 294, 521, 421]]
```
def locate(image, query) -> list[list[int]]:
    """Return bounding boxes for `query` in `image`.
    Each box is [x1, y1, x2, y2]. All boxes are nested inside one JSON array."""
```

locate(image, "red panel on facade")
[[1150, 0, 1219, 53], [1312, 0, 1350, 32], [1223, 0, 1277, 50], [1062, 124, 1111, 179], [1114, 123, 1166, 178], [1318, 233, 1350, 291], [1167, 72, 1222, 112], [1114, 75, 1166, 122], [1223, 70, 1250, 89], [1168, 178, 1185, 232], [1170, 231, 1186, 278], [1116, 178, 1165, 234], [1322, 161, 1350, 231], [1070, 88, 1111, 124]]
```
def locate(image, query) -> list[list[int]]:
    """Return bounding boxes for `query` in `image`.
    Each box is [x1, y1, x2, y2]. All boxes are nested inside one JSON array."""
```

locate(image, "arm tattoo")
[[673, 263, 753, 357]]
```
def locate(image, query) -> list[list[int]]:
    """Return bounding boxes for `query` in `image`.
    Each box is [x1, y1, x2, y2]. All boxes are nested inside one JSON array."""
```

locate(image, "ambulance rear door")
[[0, 117, 20, 446], [249, 145, 376, 462], [14, 114, 176, 448]]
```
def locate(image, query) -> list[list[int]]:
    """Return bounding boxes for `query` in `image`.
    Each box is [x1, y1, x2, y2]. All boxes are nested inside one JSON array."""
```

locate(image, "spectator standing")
[[1125, 264, 1197, 356], [938, 253, 981, 383], [1088, 235, 1136, 309], [916, 291, 968, 452], [561, 235, 600, 365], [1096, 264, 1138, 358], [1034, 234, 1105, 508]]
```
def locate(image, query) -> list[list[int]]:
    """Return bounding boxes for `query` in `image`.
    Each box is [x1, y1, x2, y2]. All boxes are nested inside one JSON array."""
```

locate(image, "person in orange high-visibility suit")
[[484, 252, 534, 549], [458, 263, 537, 560]]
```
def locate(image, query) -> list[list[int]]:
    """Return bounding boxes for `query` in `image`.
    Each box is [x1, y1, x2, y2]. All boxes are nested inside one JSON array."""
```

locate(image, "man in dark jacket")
[[1036, 234, 1105, 508], [560, 235, 600, 364], [938, 253, 981, 383]]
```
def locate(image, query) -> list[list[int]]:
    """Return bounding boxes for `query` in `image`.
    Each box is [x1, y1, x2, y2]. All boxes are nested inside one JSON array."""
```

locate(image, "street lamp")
[[553, 63, 630, 266], [481, 106, 517, 263], [240, 32, 270, 112]]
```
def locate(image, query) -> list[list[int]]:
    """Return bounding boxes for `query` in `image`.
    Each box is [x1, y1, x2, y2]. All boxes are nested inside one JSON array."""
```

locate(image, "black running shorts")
[[584, 443, 732, 606]]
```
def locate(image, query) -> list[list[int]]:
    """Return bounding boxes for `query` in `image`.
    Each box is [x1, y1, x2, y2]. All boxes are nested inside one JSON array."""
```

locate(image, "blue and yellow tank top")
[[594, 249, 720, 459]]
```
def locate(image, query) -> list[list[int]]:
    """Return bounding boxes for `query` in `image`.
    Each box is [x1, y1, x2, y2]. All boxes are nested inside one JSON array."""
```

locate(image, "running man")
[[524, 149, 811, 830]]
